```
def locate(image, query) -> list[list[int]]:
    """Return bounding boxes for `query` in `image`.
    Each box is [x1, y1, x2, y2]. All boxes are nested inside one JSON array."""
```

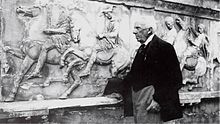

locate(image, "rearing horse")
[[4, 5, 83, 101], [4, 4, 131, 101]]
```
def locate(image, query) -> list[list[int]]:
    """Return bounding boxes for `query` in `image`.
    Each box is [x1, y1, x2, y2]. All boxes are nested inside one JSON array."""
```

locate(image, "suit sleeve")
[[153, 44, 183, 103], [121, 71, 134, 116]]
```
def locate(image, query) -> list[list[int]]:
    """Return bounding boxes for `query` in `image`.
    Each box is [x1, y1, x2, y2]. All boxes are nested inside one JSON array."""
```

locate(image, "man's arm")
[[175, 17, 187, 31], [190, 27, 199, 37], [43, 28, 66, 35], [164, 44, 182, 87], [153, 44, 182, 104], [122, 75, 134, 117], [60, 47, 75, 64], [166, 30, 177, 45]]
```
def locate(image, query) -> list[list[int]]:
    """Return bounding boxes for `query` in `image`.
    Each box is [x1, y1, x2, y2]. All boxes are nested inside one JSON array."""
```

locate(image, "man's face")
[[198, 26, 204, 34], [165, 20, 173, 30], [103, 12, 112, 20], [133, 22, 151, 44]]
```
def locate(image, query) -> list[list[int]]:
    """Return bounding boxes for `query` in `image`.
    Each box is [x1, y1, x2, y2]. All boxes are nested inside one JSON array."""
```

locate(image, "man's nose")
[[133, 29, 137, 34]]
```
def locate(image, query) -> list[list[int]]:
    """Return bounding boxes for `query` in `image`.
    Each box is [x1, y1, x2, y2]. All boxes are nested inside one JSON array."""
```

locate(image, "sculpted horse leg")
[[28, 44, 56, 79], [42, 77, 64, 87], [43, 63, 82, 99], [78, 49, 96, 77], [62, 58, 84, 82], [5, 56, 35, 102], [41, 55, 84, 99], [110, 47, 130, 77], [59, 70, 81, 99], [209, 63, 215, 91], [59, 57, 86, 99], [3, 45, 25, 59]]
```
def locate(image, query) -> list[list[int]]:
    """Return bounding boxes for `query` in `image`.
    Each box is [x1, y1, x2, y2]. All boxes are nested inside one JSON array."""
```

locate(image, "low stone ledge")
[[179, 91, 220, 104], [0, 91, 219, 119]]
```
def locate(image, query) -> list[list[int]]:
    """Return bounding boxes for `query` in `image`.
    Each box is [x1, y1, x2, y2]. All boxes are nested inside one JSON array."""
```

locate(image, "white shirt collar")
[[143, 34, 154, 46]]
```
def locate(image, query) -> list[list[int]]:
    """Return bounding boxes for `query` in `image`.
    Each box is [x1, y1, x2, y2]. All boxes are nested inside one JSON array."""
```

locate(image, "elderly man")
[[162, 16, 177, 45], [121, 15, 183, 123]]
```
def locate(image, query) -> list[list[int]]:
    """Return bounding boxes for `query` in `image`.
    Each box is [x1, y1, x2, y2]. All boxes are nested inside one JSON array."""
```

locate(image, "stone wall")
[[0, 0, 219, 101]]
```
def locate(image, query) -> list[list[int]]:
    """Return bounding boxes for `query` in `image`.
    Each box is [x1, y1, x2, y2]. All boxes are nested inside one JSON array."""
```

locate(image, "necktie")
[[138, 44, 146, 54]]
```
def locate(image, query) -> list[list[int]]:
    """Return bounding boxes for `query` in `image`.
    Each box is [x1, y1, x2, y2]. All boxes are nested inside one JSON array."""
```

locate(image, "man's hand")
[[105, 93, 123, 100], [43, 28, 66, 35], [175, 17, 182, 24], [2, 46, 12, 52], [43, 29, 52, 34], [146, 99, 160, 112], [97, 33, 105, 39]]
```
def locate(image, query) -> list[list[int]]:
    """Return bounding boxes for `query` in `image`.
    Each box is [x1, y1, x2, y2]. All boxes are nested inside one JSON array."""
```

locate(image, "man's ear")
[[148, 27, 153, 34]]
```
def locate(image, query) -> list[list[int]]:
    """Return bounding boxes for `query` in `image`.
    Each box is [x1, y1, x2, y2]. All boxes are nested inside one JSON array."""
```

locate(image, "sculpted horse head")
[[69, 24, 81, 43], [15, 4, 82, 62], [16, 5, 42, 17], [4, 4, 85, 101], [16, 5, 48, 41]]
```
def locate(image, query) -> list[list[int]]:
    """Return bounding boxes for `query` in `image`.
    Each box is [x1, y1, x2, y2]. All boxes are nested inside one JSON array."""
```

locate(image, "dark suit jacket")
[[122, 35, 183, 122]]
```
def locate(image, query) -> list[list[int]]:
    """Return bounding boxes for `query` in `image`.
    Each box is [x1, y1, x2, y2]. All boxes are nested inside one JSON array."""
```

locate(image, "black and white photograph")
[[0, 0, 219, 123]]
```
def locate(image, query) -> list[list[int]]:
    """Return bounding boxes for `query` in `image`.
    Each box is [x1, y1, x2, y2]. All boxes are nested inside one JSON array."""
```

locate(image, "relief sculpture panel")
[[0, 0, 219, 102], [158, 15, 219, 92], [0, 0, 131, 102]]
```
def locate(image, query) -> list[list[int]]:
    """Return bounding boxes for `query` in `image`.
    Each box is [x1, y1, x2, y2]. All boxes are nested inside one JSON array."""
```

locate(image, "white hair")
[[165, 16, 174, 23], [198, 23, 205, 30], [134, 15, 157, 31]]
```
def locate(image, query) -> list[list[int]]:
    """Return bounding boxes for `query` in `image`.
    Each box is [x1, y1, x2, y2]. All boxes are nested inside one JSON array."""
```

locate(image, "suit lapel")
[[144, 35, 158, 61]]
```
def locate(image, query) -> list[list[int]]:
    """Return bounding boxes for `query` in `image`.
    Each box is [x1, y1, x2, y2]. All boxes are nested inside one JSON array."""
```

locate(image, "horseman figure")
[[60, 5, 130, 78], [174, 17, 211, 91], [3, 3, 130, 102]]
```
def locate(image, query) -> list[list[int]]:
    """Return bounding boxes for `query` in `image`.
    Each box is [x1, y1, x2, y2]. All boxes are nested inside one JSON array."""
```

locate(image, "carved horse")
[[174, 18, 213, 90], [4, 5, 84, 101], [4, 4, 130, 101]]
